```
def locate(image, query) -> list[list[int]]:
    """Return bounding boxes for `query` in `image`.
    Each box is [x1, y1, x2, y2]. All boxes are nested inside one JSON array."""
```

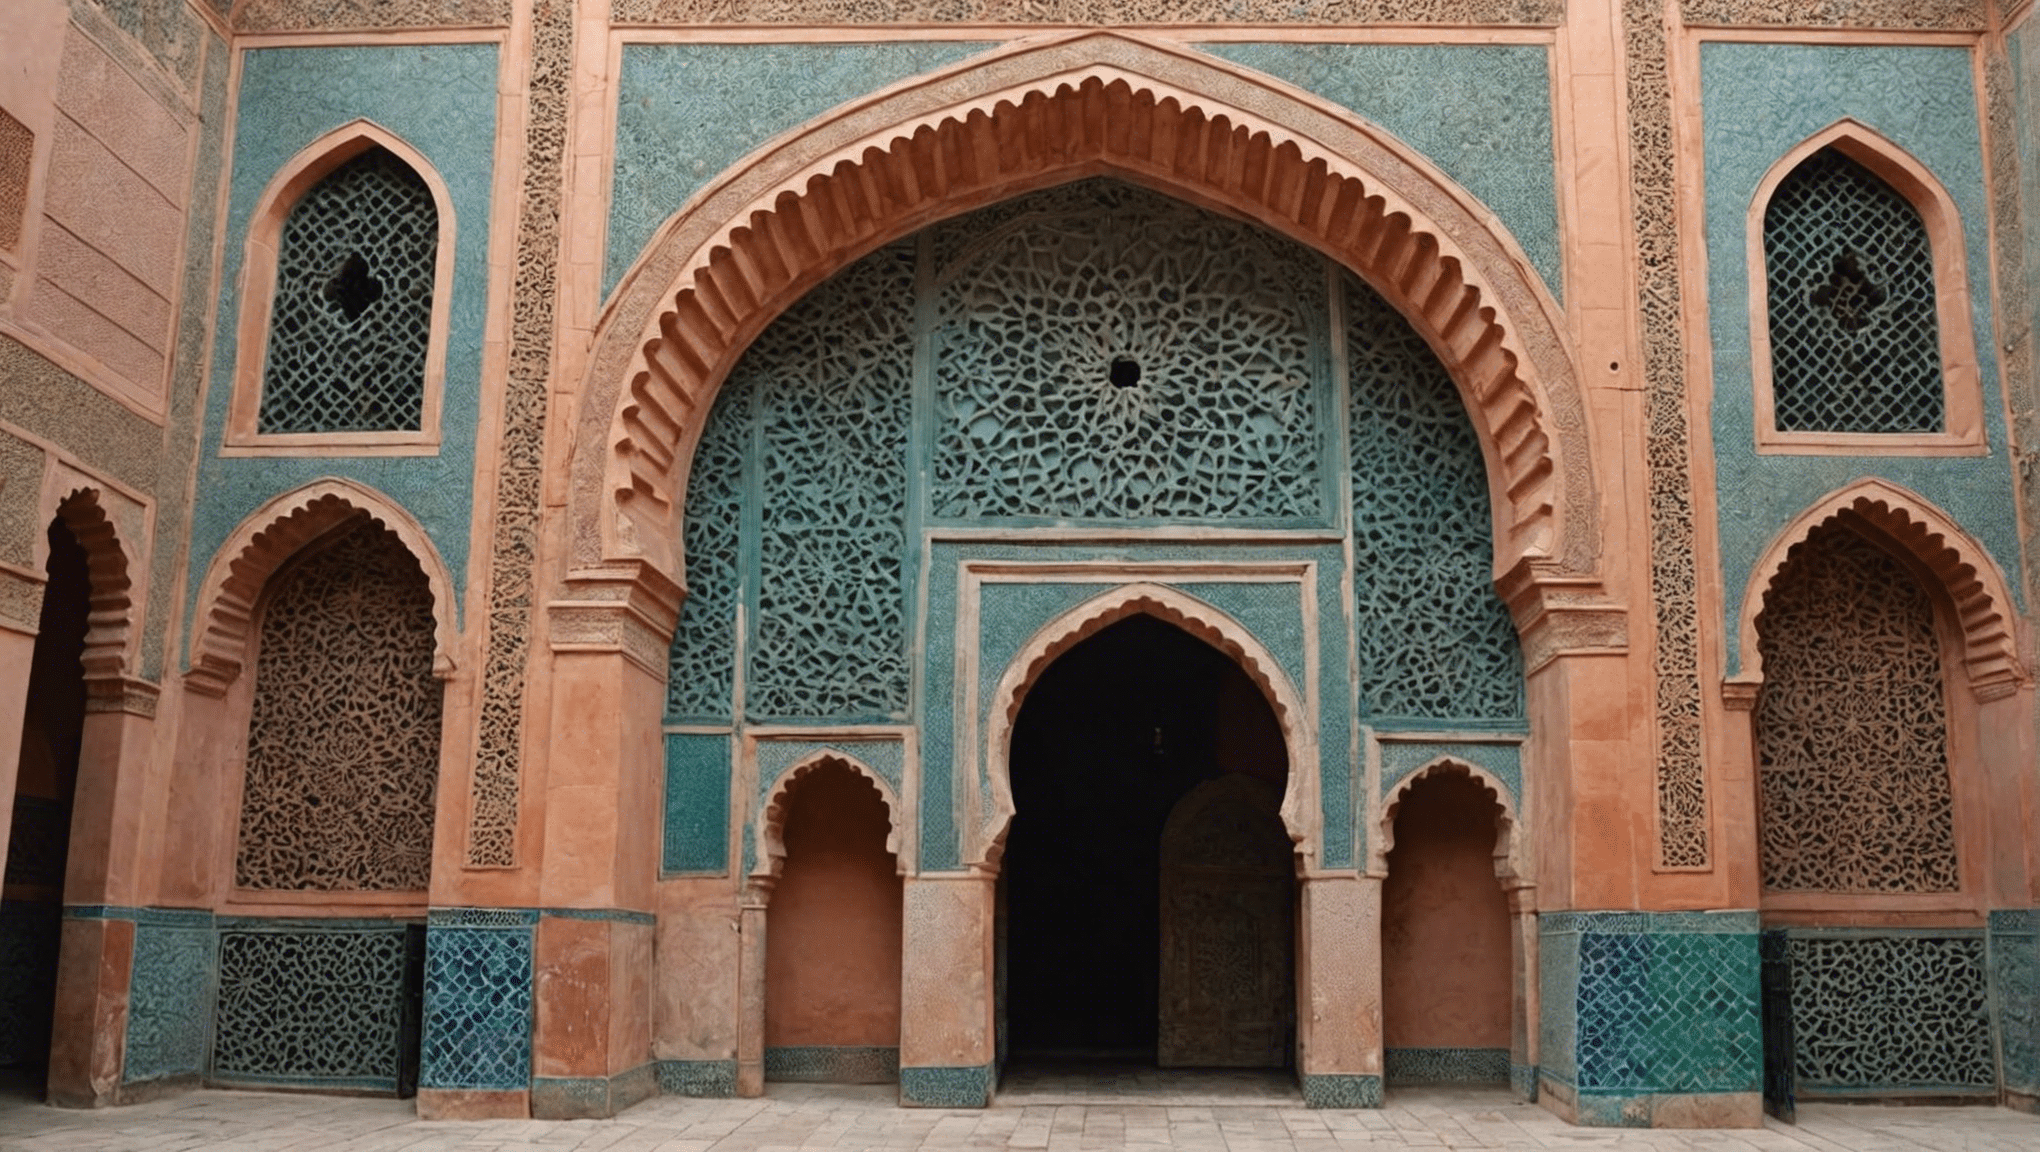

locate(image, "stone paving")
[[3, 1082, 2038, 1152]]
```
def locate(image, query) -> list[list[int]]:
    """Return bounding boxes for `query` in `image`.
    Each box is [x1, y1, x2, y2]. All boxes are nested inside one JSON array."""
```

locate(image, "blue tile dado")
[[1991, 910, 2040, 1098], [657, 1059, 737, 1097], [1539, 911, 1761, 1113], [122, 908, 216, 1086], [419, 910, 534, 1092], [899, 1064, 993, 1108], [1301, 1073, 1382, 1108]]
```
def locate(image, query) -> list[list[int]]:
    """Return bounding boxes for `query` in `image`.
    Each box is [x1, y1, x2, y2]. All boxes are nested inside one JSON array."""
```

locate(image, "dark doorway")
[[999, 614, 1293, 1069], [1, 518, 92, 1096]]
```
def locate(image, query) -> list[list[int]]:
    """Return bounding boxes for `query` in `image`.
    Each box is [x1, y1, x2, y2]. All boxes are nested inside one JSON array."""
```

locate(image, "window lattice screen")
[[260, 147, 437, 435], [236, 518, 442, 891], [1762, 148, 1942, 434], [1755, 524, 1956, 893]]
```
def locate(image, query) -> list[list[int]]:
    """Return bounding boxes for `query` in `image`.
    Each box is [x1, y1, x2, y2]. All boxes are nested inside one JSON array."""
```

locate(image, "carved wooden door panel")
[[1158, 776, 1295, 1068]]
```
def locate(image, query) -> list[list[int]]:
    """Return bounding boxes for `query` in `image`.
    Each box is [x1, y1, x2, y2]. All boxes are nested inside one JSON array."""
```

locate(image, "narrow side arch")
[[1728, 478, 2025, 704], [1746, 118, 1983, 452], [225, 118, 458, 452], [1373, 756, 1523, 886], [751, 750, 906, 897], [186, 478, 459, 696], [978, 582, 1313, 872], [46, 488, 135, 683]]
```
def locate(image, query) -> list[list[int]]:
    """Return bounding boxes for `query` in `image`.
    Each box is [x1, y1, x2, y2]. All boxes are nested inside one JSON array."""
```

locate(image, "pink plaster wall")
[[1381, 773, 1510, 1050], [764, 766, 902, 1048]]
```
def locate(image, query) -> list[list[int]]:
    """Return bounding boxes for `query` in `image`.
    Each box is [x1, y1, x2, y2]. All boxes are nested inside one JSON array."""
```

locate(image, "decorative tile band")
[[1384, 1047, 1510, 1084], [1510, 1062, 1539, 1101], [899, 1064, 993, 1108], [532, 1063, 658, 1119], [123, 912, 217, 1085], [540, 907, 656, 925], [657, 1059, 737, 1097], [1678, 0, 1986, 31], [1991, 912, 2040, 1096], [610, 0, 1567, 23], [765, 1046, 900, 1083], [1540, 910, 1759, 936], [419, 914, 533, 1092], [1624, 0, 1710, 871], [1301, 1073, 1383, 1108], [466, 0, 575, 868]]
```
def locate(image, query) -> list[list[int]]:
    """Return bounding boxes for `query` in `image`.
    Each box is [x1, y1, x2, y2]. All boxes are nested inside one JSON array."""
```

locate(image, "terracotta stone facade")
[[0, 0, 2038, 1129]]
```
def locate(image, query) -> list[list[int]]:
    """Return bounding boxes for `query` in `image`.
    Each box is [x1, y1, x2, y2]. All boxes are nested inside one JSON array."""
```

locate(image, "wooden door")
[[1158, 775, 1295, 1067]]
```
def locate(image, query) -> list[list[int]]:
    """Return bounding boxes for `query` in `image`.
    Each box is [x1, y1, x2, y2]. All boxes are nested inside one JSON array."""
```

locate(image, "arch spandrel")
[[572, 31, 1595, 592], [752, 749, 908, 897], [977, 583, 1314, 874]]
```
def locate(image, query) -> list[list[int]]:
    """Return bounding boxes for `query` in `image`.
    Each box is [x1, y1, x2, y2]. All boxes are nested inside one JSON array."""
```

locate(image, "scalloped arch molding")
[[573, 30, 1594, 585]]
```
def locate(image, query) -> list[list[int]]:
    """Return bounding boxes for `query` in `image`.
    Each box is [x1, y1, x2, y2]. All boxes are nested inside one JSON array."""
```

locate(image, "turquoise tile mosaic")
[[663, 732, 731, 876], [121, 908, 216, 1086], [1992, 911, 2040, 1097], [419, 908, 534, 1092], [756, 738, 905, 801], [765, 1045, 899, 1083], [1538, 911, 1761, 1116], [1700, 44, 2024, 676], [899, 1063, 992, 1107], [606, 42, 993, 297], [1301, 1073, 1382, 1108], [1378, 740, 1521, 800], [1384, 1047, 1510, 1085], [657, 1059, 737, 1097], [183, 43, 500, 670], [209, 919, 422, 1094], [1200, 43, 1561, 298]]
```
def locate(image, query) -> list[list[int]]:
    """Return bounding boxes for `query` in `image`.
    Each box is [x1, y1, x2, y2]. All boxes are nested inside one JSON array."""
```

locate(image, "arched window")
[[226, 125, 453, 453], [1750, 127, 1982, 452]]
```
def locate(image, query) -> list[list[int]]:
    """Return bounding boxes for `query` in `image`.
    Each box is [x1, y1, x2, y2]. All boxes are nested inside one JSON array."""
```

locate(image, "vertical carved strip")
[[1984, 43, 2039, 606], [467, 0, 574, 867], [1624, 0, 1708, 867]]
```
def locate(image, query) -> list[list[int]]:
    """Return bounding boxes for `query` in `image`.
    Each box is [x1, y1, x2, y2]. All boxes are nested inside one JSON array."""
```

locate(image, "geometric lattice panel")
[[1756, 524, 1956, 893], [260, 147, 436, 434], [1346, 275, 1522, 724], [666, 375, 746, 722], [236, 518, 442, 891], [929, 180, 1328, 523], [747, 243, 914, 721], [211, 923, 421, 1092], [1786, 934, 1994, 1093], [1763, 148, 1942, 434], [419, 912, 532, 1091]]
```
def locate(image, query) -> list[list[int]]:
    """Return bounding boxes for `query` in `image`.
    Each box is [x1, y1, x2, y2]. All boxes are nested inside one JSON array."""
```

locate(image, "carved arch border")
[[573, 29, 1594, 585], [750, 748, 907, 898], [43, 488, 137, 685], [1727, 478, 2026, 705], [186, 478, 460, 696], [224, 118, 458, 454], [975, 582, 1313, 872], [1372, 756, 1524, 887], [1746, 118, 1984, 455]]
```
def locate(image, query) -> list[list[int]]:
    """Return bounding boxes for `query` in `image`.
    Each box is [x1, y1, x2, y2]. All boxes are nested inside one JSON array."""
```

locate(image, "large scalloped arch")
[[751, 749, 907, 897], [977, 582, 1312, 871], [572, 30, 1592, 586], [186, 478, 460, 696], [1729, 478, 2026, 703]]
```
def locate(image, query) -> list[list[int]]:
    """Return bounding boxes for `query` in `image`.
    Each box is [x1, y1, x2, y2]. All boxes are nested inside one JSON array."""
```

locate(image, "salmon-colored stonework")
[[0, 0, 2037, 1133]]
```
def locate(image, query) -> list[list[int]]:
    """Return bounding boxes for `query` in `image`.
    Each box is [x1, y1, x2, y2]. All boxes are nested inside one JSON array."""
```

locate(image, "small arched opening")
[[997, 614, 1294, 1087]]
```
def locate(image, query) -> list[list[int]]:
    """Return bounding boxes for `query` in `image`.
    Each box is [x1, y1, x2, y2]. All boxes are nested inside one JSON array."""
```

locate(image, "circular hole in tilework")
[[1110, 357, 1142, 389]]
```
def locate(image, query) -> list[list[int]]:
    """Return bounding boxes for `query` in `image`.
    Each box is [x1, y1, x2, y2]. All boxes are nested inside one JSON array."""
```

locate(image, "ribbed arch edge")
[[1373, 757, 1524, 887], [751, 750, 907, 899], [50, 488, 135, 682]]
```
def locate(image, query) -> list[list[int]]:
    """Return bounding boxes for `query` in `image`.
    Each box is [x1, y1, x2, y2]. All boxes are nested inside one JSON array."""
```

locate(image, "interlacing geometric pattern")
[[750, 245, 915, 720], [0, 107, 30, 251], [1756, 525, 1956, 893], [236, 518, 442, 891], [260, 148, 435, 434], [666, 384, 746, 722], [1787, 935, 1993, 1091], [610, 0, 1567, 22], [930, 182, 1326, 523], [211, 925, 416, 1087], [1624, 0, 1708, 869], [1764, 149, 1942, 433], [1346, 275, 1522, 723], [419, 917, 533, 1091]]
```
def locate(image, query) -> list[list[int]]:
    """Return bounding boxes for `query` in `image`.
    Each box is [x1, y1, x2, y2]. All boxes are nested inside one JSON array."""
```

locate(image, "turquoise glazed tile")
[[183, 43, 500, 669], [1301, 1073, 1382, 1108], [1991, 911, 2040, 1096], [664, 732, 731, 876], [755, 738, 906, 801], [1384, 1047, 1509, 1085], [123, 908, 216, 1086], [765, 1046, 899, 1083], [419, 909, 534, 1092], [607, 42, 993, 297], [1200, 43, 1560, 298], [658, 1059, 737, 1097], [1700, 43, 2024, 676], [1379, 740, 1522, 800], [899, 1063, 992, 1107]]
